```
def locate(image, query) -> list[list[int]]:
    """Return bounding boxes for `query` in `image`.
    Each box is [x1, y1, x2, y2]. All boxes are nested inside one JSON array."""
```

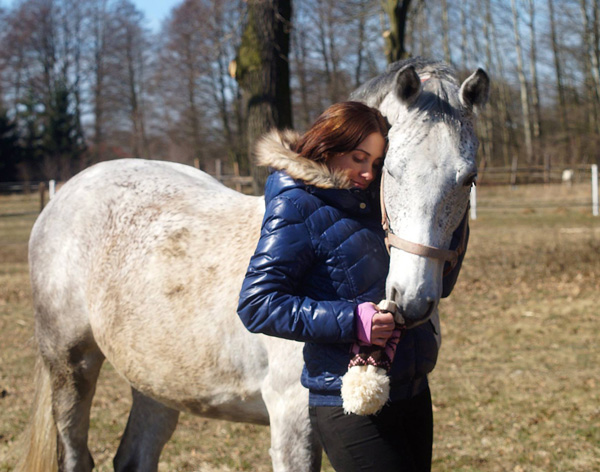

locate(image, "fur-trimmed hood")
[[254, 129, 353, 190]]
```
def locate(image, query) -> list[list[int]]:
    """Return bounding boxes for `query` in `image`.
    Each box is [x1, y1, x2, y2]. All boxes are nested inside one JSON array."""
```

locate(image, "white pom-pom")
[[340, 365, 389, 415]]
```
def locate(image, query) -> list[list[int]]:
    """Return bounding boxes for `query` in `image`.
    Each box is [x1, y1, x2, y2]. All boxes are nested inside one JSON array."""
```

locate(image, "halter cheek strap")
[[380, 171, 469, 274]]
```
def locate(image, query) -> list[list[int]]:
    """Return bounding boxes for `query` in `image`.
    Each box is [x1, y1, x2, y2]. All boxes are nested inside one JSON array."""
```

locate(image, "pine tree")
[[0, 108, 22, 182], [42, 81, 87, 180]]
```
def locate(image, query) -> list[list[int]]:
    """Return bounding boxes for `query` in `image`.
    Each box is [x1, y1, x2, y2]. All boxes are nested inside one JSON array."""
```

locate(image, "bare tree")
[[208, 0, 246, 172], [460, 1, 468, 66], [235, 0, 292, 194], [112, 0, 150, 159], [477, 0, 494, 175], [160, 0, 211, 167], [382, 0, 412, 62], [89, 0, 109, 163], [441, 0, 452, 64], [489, 0, 516, 171], [291, 23, 312, 129], [4, 0, 600, 181], [581, 0, 600, 136], [527, 0, 541, 159], [511, 0, 533, 165], [548, 0, 569, 143]]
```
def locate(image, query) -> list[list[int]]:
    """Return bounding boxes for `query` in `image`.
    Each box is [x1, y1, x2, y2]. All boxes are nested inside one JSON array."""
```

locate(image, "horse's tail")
[[14, 357, 58, 472]]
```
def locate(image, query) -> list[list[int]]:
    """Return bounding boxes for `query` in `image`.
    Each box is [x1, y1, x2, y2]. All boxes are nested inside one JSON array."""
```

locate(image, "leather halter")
[[379, 171, 469, 274]]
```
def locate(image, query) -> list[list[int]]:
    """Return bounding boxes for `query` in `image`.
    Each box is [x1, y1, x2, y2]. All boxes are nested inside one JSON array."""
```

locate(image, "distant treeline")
[[1, 0, 599, 183]]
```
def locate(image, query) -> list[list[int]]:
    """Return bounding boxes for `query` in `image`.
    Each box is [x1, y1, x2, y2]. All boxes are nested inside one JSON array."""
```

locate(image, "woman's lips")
[[352, 180, 368, 189]]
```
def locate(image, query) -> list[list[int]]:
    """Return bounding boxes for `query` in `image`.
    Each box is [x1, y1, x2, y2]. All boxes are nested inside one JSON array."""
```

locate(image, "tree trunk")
[[316, 1, 342, 102], [489, 0, 514, 169], [581, 0, 600, 137], [478, 0, 494, 177], [92, 0, 107, 163], [593, 0, 600, 139], [548, 0, 569, 143], [382, 0, 412, 63], [526, 0, 543, 172], [213, 6, 238, 169], [528, 0, 541, 145], [236, 0, 292, 194], [511, 0, 534, 165], [460, 2, 468, 65], [292, 26, 311, 129], [354, 0, 367, 88], [126, 33, 141, 158], [441, 0, 451, 64]]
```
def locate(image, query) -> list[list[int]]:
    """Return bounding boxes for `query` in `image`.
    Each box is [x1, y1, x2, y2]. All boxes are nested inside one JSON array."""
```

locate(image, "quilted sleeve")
[[237, 195, 357, 343]]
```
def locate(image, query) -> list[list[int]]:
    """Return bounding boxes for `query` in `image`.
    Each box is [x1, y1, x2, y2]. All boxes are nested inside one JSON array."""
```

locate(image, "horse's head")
[[351, 58, 490, 327]]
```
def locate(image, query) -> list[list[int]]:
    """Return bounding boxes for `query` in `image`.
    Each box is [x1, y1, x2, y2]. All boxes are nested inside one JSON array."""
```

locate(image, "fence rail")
[[479, 164, 594, 185], [1, 165, 598, 218], [0, 182, 43, 194]]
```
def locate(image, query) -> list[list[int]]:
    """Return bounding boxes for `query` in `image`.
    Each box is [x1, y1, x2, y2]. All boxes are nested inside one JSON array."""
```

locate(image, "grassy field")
[[0, 183, 599, 471]]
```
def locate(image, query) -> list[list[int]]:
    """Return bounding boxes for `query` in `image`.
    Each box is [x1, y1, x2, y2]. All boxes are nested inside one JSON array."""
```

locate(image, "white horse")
[[17, 58, 489, 472]]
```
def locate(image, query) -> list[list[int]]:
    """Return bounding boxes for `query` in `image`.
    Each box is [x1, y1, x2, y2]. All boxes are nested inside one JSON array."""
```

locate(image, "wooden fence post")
[[233, 162, 242, 192], [39, 182, 46, 211], [215, 159, 222, 182], [592, 164, 598, 216]]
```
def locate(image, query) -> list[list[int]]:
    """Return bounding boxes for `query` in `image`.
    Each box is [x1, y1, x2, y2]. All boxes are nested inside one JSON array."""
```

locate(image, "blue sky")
[[133, 0, 180, 31], [2, 0, 181, 31]]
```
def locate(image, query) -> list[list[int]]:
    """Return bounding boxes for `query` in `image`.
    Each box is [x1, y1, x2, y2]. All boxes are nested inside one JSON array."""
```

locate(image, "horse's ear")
[[460, 68, 490, 114], [396, 66, 421, 105]]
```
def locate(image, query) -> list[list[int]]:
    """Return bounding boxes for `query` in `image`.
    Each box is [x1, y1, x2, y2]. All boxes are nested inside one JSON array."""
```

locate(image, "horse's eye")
[[463, 173, 477, 187]]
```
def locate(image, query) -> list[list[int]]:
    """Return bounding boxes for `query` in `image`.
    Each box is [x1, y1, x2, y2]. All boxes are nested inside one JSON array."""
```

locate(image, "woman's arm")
[[237, 195, 357, 344]]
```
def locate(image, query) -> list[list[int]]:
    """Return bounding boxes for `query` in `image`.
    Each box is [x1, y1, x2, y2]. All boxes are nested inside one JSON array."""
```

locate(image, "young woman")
[[237, 101, 465, 471]]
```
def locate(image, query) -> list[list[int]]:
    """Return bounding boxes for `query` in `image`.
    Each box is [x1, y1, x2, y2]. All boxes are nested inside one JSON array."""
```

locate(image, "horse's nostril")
[[402, 298, 436, 327]]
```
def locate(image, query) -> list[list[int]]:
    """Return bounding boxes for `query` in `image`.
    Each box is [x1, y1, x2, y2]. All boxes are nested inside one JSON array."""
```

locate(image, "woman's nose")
[[361, 168, 374, 181]]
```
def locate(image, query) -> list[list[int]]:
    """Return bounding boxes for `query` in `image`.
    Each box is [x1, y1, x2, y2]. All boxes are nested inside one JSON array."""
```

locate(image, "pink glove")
[[355, 302, 378, 344]]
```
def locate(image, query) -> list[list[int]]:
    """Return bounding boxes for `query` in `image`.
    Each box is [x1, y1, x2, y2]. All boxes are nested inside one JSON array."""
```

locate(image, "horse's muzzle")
[[389, 288, 436, 328]]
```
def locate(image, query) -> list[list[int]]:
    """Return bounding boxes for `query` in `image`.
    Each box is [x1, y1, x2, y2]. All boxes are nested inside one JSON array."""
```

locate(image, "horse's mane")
[[350, 57, 463, 125]]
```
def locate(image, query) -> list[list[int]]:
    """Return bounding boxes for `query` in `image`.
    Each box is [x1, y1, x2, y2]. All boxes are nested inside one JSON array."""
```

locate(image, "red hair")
[[293, 102, 389, 162]]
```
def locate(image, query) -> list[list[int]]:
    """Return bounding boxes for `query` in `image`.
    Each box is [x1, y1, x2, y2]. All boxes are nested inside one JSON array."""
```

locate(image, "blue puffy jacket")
[[237, 130, 467, 406]]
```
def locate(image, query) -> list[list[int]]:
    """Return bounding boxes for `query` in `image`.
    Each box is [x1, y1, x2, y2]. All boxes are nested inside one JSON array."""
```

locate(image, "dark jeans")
[[309, 387, 433, 472]]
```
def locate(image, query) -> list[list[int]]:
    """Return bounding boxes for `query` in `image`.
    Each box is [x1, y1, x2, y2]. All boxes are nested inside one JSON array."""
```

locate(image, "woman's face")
[[328, 132, 386, 190]]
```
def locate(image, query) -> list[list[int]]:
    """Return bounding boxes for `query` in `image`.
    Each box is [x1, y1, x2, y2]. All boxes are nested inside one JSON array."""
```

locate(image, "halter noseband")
[[380, 171, 469, 275]]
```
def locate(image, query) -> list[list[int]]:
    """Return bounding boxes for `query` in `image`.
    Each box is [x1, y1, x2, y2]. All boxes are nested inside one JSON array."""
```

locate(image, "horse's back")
[[30, 159, 271, 423]]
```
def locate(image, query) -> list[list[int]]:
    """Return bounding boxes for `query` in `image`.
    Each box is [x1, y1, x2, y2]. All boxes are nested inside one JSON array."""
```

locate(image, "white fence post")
[[592, 164, 598, 216], [49, 180, 56, 200], [470, 184, 477, 220]]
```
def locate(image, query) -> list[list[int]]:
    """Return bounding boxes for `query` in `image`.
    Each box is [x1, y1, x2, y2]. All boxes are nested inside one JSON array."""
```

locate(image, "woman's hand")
[[370, 311, 395, 347]]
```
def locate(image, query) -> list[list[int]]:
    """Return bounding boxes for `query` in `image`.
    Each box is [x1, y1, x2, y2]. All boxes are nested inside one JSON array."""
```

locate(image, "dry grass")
[[1, 184, 599, 471]]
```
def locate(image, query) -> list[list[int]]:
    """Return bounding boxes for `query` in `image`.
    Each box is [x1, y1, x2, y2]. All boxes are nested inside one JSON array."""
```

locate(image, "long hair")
[[293, 102, 389, 163]]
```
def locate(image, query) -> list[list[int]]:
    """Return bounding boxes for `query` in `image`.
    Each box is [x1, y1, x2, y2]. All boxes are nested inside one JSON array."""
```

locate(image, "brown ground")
[[1, 183, 598, 471]]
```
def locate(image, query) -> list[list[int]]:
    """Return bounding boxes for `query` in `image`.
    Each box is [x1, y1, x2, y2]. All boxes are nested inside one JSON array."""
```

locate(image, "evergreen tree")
[[0, 108, 22, 182], [19, 89, 45, 182], [42, 81, 87, 180]]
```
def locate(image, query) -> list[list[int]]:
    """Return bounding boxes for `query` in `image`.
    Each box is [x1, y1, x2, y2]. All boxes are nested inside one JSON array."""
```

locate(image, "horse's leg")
[[44, 337, 105, 472], [113, 388, 180, 472], [262, 375, 322, 471], [262, 340, 322, 472]]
